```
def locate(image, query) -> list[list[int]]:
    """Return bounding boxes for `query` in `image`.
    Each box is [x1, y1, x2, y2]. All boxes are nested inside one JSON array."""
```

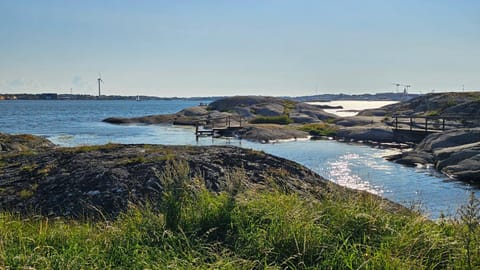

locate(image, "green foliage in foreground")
[[1, 167, 479, 269], [299, 123, 338, 137], [250, 115, 293, 125]]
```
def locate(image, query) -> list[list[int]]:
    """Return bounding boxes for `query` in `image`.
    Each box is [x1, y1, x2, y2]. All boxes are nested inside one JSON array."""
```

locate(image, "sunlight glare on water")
[[326, 153, 381, 194]]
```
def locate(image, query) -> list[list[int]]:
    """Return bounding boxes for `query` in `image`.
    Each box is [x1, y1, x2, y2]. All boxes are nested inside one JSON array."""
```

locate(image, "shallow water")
[[0, 100, 476, 218], [308, 100, 398, 117]]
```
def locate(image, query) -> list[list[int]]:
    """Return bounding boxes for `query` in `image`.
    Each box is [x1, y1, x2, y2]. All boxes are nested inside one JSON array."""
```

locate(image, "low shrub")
[[250, 115, 292, 125], [299, 123, 337, 136]]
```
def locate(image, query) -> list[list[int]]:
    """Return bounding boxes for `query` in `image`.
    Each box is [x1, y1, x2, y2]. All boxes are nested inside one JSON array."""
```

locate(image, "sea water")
[[308, 100, 398, 117], [0, 99, 476, 218]]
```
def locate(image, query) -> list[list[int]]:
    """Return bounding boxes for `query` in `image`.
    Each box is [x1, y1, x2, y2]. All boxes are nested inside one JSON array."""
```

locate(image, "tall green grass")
[[250, 115, 293, 125], [1, 162, 479, 269], [299, 123, 338, 136]]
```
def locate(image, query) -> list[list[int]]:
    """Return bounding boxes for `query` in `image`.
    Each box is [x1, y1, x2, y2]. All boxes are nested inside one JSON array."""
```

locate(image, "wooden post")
[[195, 123, 199, 140], [442, 118, 445, 131], [395, 117, 398, 130], [425, 117, 428, 132], [410, 117, 412, 131]]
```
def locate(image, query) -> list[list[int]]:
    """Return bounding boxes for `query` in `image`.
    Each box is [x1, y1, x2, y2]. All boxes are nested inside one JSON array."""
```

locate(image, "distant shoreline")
[[0, 92, 417, 101]]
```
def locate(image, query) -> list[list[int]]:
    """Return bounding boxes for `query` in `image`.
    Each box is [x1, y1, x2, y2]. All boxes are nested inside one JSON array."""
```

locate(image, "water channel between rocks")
[[1, 100, 477, 218]]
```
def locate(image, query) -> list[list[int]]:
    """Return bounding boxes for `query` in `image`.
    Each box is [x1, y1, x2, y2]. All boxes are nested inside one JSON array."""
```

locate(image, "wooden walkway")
[[391, 115, 480, 133], [195, 116, 244, 139]]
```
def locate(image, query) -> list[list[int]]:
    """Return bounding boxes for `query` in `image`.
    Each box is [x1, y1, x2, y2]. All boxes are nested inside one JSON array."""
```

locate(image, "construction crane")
[[392, 83, 401, 93], [401, 84, 411, 96]]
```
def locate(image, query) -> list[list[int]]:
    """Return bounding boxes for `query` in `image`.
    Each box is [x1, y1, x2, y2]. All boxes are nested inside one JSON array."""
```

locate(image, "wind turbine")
[[97, 74, 103, 97]]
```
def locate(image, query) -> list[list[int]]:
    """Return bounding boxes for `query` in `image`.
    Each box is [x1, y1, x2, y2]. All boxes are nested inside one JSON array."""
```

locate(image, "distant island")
[[0, 93, 217, 101], [0, 92, 418, 101]]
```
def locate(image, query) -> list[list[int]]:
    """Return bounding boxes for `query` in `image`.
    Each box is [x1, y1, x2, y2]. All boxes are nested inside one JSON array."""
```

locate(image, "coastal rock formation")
[[336, 127, 395, 143], [294, 103, 336, 121], [232, 125, 309, 143], [388, 128, 480, 183], [103, 96, 337, 142], [103, 96, 337, 125], [0, 133, 55, 152], [207, 96, 286, 112], [0, 134, 341, 218], [358, 92, 480, 117]]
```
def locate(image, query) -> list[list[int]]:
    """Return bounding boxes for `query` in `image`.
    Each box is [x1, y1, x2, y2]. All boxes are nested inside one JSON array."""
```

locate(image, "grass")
[[250, 115, 293, 125], [283, 100, 297, 114], [299, 123, 338, 136], [425, 109, 440, 117], [0, 162, 479, 269], [63, 143, 119, 153]]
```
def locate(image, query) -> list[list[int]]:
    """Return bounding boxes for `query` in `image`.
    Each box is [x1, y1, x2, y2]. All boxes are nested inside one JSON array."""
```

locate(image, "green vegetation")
[[425, 110, 440, 117], [283, 100, 297, 114], [18, 189, 34, 199], [1, 162, 480, 269], [117, 153, 176, 166], [64, 143, 119, 153], [299, 123, 338, 136], [250, 115, 293, 125], [446, 97, 457, 107], [20, 163, 38, 173]]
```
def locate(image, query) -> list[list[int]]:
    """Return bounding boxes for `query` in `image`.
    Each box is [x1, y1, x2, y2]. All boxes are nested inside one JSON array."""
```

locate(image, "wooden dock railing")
[[391, 115, 480, 133], [195, 116, 244, 138]]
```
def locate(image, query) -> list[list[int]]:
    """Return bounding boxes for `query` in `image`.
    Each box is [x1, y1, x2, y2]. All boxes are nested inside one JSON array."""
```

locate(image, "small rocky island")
[[104, 96, 337, 142]]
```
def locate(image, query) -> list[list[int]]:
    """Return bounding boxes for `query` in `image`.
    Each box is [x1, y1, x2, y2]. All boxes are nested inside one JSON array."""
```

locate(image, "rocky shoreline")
[[386, 128, 480, 183], [102, 94, 480, 183], [0, 133, 405, 219]]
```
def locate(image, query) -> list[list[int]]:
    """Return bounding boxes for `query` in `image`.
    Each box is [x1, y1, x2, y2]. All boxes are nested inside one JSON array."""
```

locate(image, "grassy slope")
[[1, 164, 479, 269]]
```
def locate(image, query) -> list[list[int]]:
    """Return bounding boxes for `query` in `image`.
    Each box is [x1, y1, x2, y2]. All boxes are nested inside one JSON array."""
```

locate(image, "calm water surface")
[[308, 100, 398, 117], [1, 100, 477, 218]]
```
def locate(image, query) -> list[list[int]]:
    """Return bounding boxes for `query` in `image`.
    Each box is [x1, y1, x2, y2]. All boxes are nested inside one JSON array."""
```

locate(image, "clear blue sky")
[[1, 0, 479, 97]]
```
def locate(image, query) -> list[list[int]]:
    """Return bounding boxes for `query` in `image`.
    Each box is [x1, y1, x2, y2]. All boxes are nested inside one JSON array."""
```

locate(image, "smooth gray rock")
[[295, 103, 336, 120], [391, 151, 434, 166], [252, 103, 284, 117], [234, 126, 309, 143], [390, 129, 480, 182], [289, 113, 320, 123], [442, 154, 480, 182], [417, 128, 480, 151], [178, 106, 209, 117], [336, 127, 395, 142], [232, 107, 254, 118]]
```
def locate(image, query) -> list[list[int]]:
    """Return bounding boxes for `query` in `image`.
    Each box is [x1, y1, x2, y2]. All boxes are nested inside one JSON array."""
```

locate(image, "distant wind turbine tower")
[[97, 74, 103, 97]]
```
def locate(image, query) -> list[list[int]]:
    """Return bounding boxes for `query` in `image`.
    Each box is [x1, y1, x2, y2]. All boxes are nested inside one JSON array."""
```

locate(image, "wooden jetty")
[[195, 116, 244, 139], [391, 115, 480, 134]]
